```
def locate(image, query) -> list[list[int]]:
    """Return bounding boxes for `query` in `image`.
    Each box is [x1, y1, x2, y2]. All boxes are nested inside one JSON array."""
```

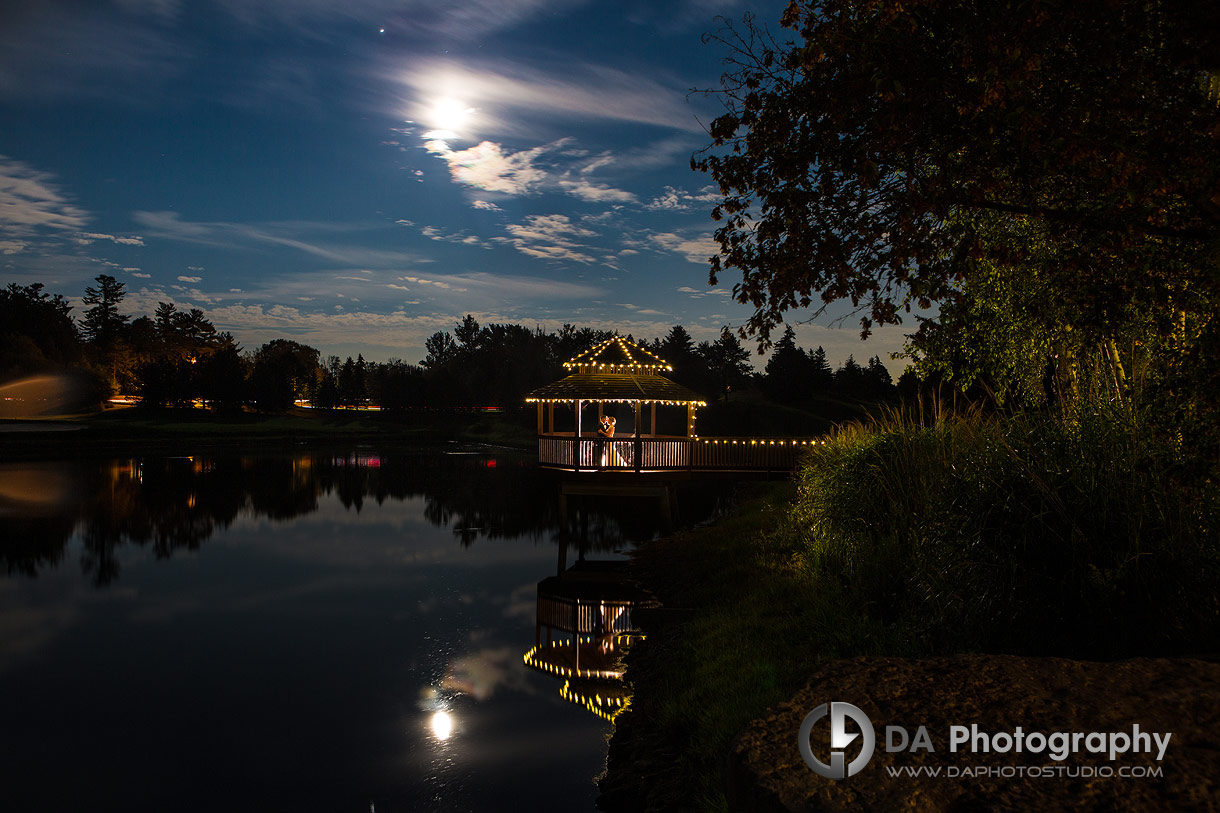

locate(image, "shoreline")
[[0, 408, 537, 460]]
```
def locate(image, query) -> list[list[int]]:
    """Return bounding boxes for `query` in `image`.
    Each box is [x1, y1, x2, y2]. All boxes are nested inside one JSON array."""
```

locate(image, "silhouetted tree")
[[762, 325, 814, 403], [250, 339, 320, 411], [807, 346, 834, 394], [80, 275, 128, 346], [700, 328, 753, 401], [0, 283, 82, 376]]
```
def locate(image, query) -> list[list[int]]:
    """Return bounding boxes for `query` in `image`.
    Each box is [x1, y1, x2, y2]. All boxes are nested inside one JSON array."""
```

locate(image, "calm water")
[[0, 449, 728, 812]]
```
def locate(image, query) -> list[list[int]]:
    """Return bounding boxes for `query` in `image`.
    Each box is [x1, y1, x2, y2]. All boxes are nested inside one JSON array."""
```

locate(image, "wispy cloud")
[[396, 220, 490, 249], [77, 232, 145, 246], [0, 7, 187, 102], [133, 211, 425, 268], [497, 214, 598, 264], [177, 275, 202, 283], [558, 177, 637, 204], [0, 156, 90, 243], [649, 231, 720, 265], [397, 58, 703, 136], [219, 0, 583, 41], [646, 185, 720, 211]]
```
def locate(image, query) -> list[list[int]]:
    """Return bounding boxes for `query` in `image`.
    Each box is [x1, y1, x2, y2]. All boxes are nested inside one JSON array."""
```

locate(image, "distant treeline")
[[0, 275, 898, 411]]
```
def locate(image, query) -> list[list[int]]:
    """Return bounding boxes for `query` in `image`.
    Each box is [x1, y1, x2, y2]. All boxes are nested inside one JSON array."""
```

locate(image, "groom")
[[595, 415, 612, 469]]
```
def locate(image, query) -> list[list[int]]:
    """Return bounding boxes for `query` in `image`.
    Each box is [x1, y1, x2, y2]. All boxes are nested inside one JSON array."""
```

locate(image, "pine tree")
[[80, 275, 128, 346]]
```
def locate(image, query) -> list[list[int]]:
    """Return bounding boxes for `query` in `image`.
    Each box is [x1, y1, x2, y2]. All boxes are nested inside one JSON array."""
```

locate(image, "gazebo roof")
[[527, 336, 706, 404], [563, 336, 671, 374], [525, 372, 705, 404]]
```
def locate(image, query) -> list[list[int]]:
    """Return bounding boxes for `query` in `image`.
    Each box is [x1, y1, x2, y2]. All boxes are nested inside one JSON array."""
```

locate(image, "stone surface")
[[728, 654, 1220, 811]]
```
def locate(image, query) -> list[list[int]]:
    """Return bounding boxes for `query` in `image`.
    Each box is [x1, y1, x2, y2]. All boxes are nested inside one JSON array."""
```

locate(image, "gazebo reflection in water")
[[522, 558, 655, 722]]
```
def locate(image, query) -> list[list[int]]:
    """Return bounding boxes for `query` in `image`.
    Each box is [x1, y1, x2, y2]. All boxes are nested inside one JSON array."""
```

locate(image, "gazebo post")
[[536, 402, 543, 436], [634, 400, 642, 473], [548, 402, 554, 434], [650, 401, 657, 437], [687, 403, 695, 472], [574, 399, 582, 472]]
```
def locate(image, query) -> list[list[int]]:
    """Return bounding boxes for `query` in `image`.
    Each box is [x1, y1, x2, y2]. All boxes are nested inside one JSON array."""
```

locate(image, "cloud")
[[398, 58, 704, 135], [402, 221, 491, 248], [429, 139, 560, 196], [443, 646, 532, 700], [0, 156, 90, 239], [133, 211, 425, 268], [77, 232, 145, 246], [398, 275, 459, 291], [558, 178, 637, 204], [471, 200, 502, 212], [177, 275, 202, 283], [0, 8, 187, 102], [114, 0, 183, 19], [130, 271, 151, 278], [498, 214, 598, 264], [646, 185, 720, 211], [649, 231, 720, 265], [219, 0, 582, 41]]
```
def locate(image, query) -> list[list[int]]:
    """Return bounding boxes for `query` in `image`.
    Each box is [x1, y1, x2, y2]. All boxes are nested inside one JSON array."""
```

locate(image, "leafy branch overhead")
[[695, 0, 1220, 347]]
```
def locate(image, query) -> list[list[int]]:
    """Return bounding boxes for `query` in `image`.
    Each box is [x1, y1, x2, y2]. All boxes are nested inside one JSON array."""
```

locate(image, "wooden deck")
[[536, 434, 821, 474]]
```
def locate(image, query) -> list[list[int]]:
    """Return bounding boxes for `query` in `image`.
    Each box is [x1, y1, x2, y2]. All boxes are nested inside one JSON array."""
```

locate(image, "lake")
[[0, 448, 731, 812]]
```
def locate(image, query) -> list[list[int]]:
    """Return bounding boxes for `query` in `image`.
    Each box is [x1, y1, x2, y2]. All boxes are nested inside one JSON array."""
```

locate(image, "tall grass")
[[792, 400, 1219, 656]]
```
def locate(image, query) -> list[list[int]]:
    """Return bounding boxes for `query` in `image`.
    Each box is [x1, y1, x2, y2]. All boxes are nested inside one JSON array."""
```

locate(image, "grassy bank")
[[0, 406, 538, 458], [610, 404, 1219, 810]]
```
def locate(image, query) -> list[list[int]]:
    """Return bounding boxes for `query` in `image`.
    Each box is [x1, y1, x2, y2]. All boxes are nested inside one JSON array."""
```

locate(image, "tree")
[[864, 355, 894, 399], [807, 346, 833, 393], [454, 314, 481, 351], [422, 331, 457, 369], [834, 355, 866, 397], [80, 275, 129, 346], [250, 340, 320, 411], [696, 1, 1220, 353], [762, 325, 814, 403], [700, 328, 753, 401], [0, 283, 82, 375], [657, 325, 708, 389]]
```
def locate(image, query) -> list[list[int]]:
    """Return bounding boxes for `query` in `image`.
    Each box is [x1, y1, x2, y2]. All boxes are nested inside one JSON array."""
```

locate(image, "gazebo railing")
[[538, 436, 690, 471], [538, 435, 820, 472]]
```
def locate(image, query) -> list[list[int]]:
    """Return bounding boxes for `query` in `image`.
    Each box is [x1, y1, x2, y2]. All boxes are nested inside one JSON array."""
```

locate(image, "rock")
[[728, 654, 1220, 811]]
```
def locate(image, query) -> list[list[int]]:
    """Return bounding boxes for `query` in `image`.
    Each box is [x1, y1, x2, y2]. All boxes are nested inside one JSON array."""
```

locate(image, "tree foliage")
[[696, 0, 1220, 348]]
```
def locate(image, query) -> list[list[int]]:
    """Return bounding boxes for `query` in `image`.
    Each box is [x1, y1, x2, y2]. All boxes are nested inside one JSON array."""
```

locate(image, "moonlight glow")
[[430, 710, 453, 741], [428, 97, 474, 134]]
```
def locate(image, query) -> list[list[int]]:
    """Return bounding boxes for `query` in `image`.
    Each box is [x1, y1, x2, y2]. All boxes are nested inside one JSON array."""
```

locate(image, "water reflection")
[[0, 452, 734, 812], [523, 558, 657, 722], [0, 452, 702, 586]]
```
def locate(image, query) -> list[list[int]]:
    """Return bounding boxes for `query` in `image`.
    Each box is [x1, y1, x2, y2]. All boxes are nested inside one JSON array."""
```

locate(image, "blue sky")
[[0, 0, 910, 371]]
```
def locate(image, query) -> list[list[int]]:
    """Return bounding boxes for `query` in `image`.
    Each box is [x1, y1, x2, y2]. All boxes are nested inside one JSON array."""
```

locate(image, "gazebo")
[[526, 337, 707, 472]]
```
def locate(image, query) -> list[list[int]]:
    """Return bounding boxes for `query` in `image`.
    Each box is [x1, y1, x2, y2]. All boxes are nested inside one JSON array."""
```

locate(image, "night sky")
[[0, 0, 908, 369]]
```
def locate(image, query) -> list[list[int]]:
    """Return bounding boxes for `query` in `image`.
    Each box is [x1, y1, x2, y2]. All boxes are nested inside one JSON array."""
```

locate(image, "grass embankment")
[[0, 406, 538, 458], [616, 404, 1219, 810]]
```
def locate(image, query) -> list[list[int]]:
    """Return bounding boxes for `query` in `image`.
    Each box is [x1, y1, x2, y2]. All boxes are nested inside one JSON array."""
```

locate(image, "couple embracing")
[[596, 414, 618, 468]]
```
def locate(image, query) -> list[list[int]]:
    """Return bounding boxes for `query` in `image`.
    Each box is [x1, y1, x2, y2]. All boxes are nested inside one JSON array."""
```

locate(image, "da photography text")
[[799, 702, 1173, 781]]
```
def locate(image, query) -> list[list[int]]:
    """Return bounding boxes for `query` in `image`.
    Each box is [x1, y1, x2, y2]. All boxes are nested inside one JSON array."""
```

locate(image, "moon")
[[428, 97, 473, 134]]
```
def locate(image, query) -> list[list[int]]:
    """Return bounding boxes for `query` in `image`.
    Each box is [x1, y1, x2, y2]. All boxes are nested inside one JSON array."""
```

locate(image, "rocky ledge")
[[727, 654, 1220, 811]]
